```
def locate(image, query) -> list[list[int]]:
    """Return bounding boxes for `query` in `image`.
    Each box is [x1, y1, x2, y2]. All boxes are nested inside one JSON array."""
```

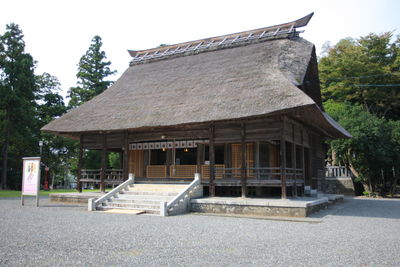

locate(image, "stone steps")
[[108, 198, 168, 205], [113, 194, 174, 202], [97, 205, 160, 214], [102, 202, 160, 210], [128, 184, 187, 190], [120, 190, 179, 196], [99, 183, 185, 215]]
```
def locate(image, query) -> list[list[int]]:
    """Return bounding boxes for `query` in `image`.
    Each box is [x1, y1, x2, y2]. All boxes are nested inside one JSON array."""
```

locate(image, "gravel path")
[[0, 197, 399, 266]]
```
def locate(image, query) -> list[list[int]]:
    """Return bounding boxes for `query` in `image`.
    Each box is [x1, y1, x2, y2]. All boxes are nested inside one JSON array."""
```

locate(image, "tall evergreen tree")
[[36, 73, 77, 188], [0, 23, 37, 189], [68, 35, 116, 108]]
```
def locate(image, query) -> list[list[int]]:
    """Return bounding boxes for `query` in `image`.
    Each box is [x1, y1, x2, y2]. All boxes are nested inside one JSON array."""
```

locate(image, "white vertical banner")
[[21, 157, 41, 206]]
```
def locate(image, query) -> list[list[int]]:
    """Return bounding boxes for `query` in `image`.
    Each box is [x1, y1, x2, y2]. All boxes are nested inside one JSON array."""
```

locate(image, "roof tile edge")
[[128, 13, 314, 66]]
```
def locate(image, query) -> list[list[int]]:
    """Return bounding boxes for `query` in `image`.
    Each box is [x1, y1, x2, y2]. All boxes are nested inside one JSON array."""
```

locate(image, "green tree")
[[0, 23, 37, 189], [68, 35, 116, 108], [36, 73, 77, 188], [319, 32, 400, 120], [67, 36, 117, 178], [325, 100, 400, 196]]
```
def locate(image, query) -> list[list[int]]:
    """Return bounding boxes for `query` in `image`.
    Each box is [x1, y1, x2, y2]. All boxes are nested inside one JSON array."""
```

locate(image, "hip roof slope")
[[42, 38, 316, 133]]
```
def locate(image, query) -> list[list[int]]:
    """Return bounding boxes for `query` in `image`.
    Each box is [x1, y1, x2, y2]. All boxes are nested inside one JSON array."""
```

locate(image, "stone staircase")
[[96, 183, 189, 214]]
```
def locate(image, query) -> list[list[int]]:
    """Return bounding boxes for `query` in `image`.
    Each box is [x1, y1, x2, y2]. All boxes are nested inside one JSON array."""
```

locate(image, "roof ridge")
[[128, 13, 314, 66]]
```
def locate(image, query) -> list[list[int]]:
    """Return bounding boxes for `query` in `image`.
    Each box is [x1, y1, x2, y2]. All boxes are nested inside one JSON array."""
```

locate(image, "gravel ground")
[[0, 197, 399, 267]]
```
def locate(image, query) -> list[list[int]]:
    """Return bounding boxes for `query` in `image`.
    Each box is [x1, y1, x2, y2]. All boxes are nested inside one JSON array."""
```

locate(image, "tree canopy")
[[67, 35, 118, 170], [0, 24, 73, 189], [320, 32, 400, 196], [68, 35, 116, 108], [0, 23, 37, 189], [319, 32, 400, 120]]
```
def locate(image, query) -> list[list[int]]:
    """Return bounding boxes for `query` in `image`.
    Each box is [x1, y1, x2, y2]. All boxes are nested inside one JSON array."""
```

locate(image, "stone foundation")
[[50, 193, 102, 204], [325, 178, 355, 195], [191, 197, 330, 217]]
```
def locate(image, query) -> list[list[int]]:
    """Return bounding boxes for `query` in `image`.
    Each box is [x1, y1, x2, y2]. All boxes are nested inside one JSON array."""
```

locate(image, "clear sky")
[[1, 0, 399, 100]]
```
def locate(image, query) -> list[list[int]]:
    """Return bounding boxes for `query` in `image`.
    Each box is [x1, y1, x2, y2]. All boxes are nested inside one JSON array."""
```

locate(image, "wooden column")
[[172, 140, 176, 177], [301, 128, 305, 196], [280, 117, 287, 199], [77, 135, 83, 193], [255, 141, 260, 180], [196, 144, 203, 175], [292, 124, 297, 197], [123, 131, 129, 181], [100, 134, 107, 193], [209, 125, 215, 197], [241, 122, 247, 197], [224, 144, 229, 168]]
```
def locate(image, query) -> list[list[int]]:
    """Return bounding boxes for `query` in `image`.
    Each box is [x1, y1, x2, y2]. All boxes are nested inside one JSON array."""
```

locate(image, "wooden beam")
[[241, 122, 247, 197], [123, 131, 129, 181], [280, 117, 287, 199], [209, 125, 215, 197], [77, 135, 83, 193], [100, 134, 107, 193]]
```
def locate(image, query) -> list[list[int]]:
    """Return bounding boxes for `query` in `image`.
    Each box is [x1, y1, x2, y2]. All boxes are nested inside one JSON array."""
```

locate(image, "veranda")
[[77, 115, 322, 199]]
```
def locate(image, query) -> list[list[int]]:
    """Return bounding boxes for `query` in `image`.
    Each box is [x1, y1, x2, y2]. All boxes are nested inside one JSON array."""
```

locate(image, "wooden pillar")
[[209, 125, 215, 197], [301, 128, 305, 196], [172, 140, 176, 177], [123, 131, 129, 181], [225, 144, 231, 169], [292, 124, 297, 197], [280, 117, 287, 199], [100, 134, 107, 193], [77, 135, 83, 193], [241, 122, 247, 197], [255, 141, 260, 180], [196, 144, 203, 174], [223, 144, 229, 168]]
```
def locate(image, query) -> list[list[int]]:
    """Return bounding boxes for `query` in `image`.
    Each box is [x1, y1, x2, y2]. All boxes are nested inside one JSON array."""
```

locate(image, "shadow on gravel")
[[310, 198, 400, 220]]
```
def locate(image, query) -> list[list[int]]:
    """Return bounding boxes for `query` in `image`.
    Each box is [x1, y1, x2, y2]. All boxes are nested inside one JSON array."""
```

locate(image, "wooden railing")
[[105, 169, 123, 181], [203, 167, 304, 181], [250, 167, 281, 180], [147, 165, 168, 178], [80, 169, 123, 183], [81, 169, 101, 181], [201, 164, 225, 179], [170, 165, 198, 178], [286, 168, 304, 180]]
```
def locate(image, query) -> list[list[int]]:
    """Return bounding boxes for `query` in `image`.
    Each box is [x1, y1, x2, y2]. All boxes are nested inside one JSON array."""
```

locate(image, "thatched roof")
[[42, 14, 350, 139]]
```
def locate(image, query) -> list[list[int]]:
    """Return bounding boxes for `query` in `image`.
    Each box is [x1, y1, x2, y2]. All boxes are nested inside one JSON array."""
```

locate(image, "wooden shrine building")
[[42, 13, 350, 198]]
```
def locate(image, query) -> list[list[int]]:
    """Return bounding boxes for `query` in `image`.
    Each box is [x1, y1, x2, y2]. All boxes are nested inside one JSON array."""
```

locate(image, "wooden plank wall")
[[129, 150, 144, 177]]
